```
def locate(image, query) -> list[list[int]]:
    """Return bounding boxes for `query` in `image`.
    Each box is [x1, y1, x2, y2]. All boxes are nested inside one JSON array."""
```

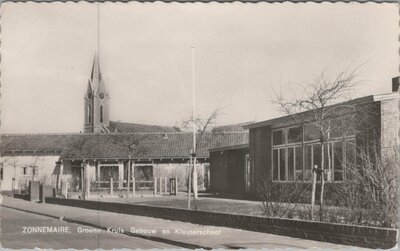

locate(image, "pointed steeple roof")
[[89, 53, 102, 93]]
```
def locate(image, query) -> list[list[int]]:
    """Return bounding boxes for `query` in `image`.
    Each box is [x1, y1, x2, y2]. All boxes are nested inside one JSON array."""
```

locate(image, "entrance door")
[[244, 154, 251, 191]]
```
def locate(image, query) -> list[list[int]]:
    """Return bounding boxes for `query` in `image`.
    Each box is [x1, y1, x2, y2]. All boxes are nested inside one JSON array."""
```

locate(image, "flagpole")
[[192, 45, 196, 153]]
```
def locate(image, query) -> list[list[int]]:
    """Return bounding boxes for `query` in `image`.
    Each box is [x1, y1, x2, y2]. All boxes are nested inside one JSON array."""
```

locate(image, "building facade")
[[242, 84, 399, 203]]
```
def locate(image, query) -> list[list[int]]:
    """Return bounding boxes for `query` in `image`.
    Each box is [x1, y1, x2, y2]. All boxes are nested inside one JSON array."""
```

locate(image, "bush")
[[257, 178, 309, 218]]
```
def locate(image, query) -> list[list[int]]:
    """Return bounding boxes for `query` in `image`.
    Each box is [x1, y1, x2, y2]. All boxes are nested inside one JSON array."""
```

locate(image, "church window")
[[88, 105, 92, 123], [100, 105, 104, 123]]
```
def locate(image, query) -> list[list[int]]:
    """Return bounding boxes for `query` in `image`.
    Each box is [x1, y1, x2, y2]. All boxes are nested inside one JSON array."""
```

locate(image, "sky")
[[1, 2, 398, 133]]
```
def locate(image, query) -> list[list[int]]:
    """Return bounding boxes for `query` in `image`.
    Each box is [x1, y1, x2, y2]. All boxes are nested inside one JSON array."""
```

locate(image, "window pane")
[[279, 149, 286, 181], [288, 126, 302, 143], [334, 142, 343, 171], [334, 171, 343, 181], [295, 171, 303, 181], [304, 145, 312, 181], [346, 140, 356, 168], [345, 140, 356, 181], [304, 124, 320, 141], [313, 144, 321, 170], [273, 149, 279, 181], [288, 148, 294, 181], [295, 146, 303, 171], [272, 130, 285, 146]]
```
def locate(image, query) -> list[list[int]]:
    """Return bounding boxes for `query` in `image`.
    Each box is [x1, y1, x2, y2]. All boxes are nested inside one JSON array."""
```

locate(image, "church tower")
[[84, 54, 111, 133]]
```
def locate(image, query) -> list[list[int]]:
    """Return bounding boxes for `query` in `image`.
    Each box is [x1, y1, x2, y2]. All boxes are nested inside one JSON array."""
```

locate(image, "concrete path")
[[1, 196, 362, 249], [0, 206, 177, 249]]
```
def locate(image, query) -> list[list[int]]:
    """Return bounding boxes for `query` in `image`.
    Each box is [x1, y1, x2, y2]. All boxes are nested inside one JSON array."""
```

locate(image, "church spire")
[[89, 53, 102, 93], [84, 53, 110, 133]]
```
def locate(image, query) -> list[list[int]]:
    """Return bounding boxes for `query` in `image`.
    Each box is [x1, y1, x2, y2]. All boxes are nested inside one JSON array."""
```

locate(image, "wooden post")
[[57, 161, 64, 192], [311, 165, 317, 220], [80, 166, 84, 198], [131, 160, 135, 197], [96, 163, 100, 189], [127, 159, 131, 200], [110, 177, 113, 198], [40, 184, 45, 204], [164, 177, 167, 195], [154, 176, 157, 196], [175, 176, 178, 195], [64, 180, 68, 198], [159, 177, 163, 195], [86, 166, 90, 199]]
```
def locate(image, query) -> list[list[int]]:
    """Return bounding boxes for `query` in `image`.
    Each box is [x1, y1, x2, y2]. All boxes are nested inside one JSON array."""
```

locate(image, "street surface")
[[0, 207, 177, 249], [0, 196, 361, 249]]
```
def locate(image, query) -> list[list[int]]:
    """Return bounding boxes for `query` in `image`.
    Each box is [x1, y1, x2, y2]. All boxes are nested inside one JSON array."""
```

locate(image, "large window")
[[272, 127, 303, 182], [271, 124, 355, 183]]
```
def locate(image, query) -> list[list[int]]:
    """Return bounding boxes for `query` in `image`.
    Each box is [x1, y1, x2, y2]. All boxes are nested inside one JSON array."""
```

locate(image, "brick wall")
[[250, 126, 271, 192], [210, 148, 248, 194], [45, 197, 397, 249], [380, 97, 400, 150]]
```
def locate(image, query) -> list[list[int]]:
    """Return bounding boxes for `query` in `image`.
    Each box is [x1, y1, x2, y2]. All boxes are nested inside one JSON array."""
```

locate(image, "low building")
[[209, 143, 249, 196], [242, 78, 400, 204], [0, 132, 248, 194]]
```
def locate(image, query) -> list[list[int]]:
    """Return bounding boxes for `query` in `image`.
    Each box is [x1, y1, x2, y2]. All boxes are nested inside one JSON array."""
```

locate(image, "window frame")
[[271, 122, 355, 183], [271, 125, 303, 183]]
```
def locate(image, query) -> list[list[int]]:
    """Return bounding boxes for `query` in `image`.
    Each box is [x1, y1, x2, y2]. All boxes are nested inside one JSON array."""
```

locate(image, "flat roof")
[[244, 92, 399, 130]]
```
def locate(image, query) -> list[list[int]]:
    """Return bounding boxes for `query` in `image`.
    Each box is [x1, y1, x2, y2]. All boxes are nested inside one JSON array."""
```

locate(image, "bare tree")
[[181, 108, 221, 209], [333, 142, 400, 227], [273, 67, 360, 220]]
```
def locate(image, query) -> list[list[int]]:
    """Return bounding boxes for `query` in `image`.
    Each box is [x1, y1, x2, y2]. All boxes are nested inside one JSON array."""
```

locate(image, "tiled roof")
[[0, 134, 82, 152], [0, 132, 248, 160], [109, 121, 179, 133], [212, 121, 253, 133]]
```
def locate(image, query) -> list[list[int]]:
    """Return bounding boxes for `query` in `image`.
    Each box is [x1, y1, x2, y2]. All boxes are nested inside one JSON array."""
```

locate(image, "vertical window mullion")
[[278, 148, 280, 181], [285, 147, 288, 181]]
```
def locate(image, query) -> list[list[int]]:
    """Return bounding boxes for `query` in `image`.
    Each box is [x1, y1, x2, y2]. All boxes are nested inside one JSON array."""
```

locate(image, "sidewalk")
[[1, 196, 359, 249]]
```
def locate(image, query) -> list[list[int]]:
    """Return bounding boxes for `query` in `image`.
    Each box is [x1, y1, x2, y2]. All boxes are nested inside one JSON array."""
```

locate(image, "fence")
[[60, 177, 178, 198]]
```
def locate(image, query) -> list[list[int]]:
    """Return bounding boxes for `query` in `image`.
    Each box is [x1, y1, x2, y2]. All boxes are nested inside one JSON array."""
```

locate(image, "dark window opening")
[[0, 163, 3, 181], [272, 130, 285, 146], [100, 105, 104, 123], [304, 124, 320, 141], [88, 105, 92, 124], [279, 149, 286, 181], [272, 149, 279, 181], [288, 126, 302, 143]]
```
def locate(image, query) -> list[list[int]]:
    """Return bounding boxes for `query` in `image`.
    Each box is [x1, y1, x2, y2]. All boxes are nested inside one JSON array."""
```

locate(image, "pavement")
[[0, 196, 363, 250], [0, 206, 177, 249]]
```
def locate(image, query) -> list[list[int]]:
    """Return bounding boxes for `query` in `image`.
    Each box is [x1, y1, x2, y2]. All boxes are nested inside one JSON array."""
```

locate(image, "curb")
[[1, 204, 212, 250]]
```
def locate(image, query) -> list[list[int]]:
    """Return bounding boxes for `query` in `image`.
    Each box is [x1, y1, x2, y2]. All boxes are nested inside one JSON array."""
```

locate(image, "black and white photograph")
[[0, 1, 398, 249]]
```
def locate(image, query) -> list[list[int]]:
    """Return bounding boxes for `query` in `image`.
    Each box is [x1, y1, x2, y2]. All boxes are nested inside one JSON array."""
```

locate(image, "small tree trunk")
[[320, 142, 325, 220], [311, 165, 317, 220], [320, 170, 325, 221], [193, 158, 198, 210], [188, 156, 192, 209]]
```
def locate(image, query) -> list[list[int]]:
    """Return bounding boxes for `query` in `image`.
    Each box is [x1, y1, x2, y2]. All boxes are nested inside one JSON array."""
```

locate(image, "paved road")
[[1, 197, 358, 249], [0, 207, 177, 249]]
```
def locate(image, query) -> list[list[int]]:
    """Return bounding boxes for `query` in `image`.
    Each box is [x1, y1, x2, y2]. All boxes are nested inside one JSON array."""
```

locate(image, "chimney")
[[392, 76, 400, 92]]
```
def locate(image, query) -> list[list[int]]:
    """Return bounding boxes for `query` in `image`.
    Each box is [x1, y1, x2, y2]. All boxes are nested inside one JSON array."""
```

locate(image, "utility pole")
[[192, 45, 198, 202]]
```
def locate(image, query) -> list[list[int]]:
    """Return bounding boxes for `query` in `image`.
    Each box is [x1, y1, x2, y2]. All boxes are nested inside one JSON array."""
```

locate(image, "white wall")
[[0, 155, 60, 191]]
